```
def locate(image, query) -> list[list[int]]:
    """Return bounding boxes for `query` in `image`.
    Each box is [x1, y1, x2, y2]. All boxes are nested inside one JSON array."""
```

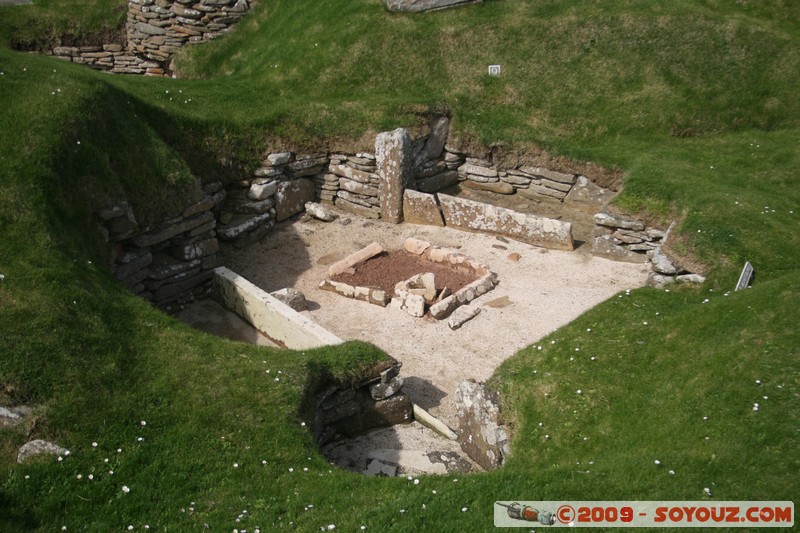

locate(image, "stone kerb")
[[319, 243, 391, 307], [437, 193, 575, 251], [403, 238, 498, 320], [315, 359, 413, 447], [213, 266, 343, 349]]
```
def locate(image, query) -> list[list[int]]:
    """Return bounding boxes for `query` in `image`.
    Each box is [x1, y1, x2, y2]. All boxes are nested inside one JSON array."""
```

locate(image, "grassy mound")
[[1, 1, 798, 530]]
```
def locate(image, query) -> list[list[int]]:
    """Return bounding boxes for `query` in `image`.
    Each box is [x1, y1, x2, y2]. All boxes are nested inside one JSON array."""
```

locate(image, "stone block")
[[248, 179, 277, 200], [594, 212, 645, 231], [524, 183, 568, 199], [133, 211, 214, 248], [651, 247, 681, 275], [275, 178, 315, 221], [265, 151, 292, 166], [359, 392, 413, 430], [304, 201, 337, 222], [438, 194, 574, 250], [564, 175, 615, 213], [135, 22, 166, 35], [416, 170, 459, 193], [459, 163, 498, 179], [592, 235, 647, 263], [370, 375, 404, 401], [328, 242, 384, 277], [403, 190, 444, 227], [519, 166, 576, 184], [395, 291, 426, 317], [463, 180, 514, 195], [17, 440, 70, 464], [413, 115, 450, 168], [270, 287, 307, 311], [340, 178, 379, 197], [329, 163, 373, 184], [217, 212, 272, 241], [171, 237, 219, 261], [335, 197, 380, 219]]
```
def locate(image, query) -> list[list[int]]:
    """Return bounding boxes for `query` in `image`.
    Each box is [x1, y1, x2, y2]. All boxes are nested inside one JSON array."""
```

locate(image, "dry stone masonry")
[[50, 0, 250, 75], [100, 191, 223, 312], [100, 117, 702, 311], [315, 359, 413, 446]]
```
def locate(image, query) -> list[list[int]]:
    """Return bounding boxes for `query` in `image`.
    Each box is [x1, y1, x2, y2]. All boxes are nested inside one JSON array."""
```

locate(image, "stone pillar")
[[376, 128, 412, 224]]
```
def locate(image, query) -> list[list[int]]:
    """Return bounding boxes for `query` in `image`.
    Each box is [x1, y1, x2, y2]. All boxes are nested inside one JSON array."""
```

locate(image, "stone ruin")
[[97, 113, 703, 314]]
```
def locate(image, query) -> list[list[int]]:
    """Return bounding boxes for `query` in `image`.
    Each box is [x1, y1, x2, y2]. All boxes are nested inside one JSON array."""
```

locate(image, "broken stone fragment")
[[370, 375, 404, 401], [447, 304, 481, 330], [304, 201, 337, 222], [270, 288, 307, 311], [248, 180, 277, 201], [676, 273, 706, 284], [404, 237, 432, 256], [646, 272, 676, 289], [651, 247, 681, 275]]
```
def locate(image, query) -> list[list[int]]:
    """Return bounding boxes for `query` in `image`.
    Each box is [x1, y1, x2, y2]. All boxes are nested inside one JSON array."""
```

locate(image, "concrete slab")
[[212, 266, 343, 350]]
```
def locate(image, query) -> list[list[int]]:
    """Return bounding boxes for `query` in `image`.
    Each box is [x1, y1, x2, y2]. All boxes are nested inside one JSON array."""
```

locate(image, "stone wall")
[[49, 0, 250, 75], [314, 359, 412, 446], [100, 189, 223, 312], [99, 120, 700, 311], [593, 212, 705, 287]]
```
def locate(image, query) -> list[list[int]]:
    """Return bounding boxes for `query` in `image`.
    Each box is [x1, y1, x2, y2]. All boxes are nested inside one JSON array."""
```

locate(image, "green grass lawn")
[[1, 0, 798, 530]]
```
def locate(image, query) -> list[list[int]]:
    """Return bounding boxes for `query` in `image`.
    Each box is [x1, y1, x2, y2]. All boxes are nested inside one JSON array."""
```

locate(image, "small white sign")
[[735, 261, 754, 291], [488, 64, 501, 76]]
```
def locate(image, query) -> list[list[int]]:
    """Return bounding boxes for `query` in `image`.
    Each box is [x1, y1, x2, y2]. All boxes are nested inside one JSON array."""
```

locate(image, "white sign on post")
[[735, 261, 754, 291], [488, 64, 501, 76]]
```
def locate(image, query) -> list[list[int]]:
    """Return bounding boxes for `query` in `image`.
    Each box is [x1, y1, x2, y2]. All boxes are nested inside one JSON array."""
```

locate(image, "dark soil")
[[330, 250, 478, 296]]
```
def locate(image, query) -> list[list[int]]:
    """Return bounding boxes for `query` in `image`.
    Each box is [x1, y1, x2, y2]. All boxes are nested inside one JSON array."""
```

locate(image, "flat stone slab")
[[384, 0, 481, 12], [438, 194, 574, 250]]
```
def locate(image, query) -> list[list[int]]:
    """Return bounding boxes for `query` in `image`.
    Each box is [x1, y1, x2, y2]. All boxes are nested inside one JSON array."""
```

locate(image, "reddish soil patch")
[[331, 250, 478, 296]]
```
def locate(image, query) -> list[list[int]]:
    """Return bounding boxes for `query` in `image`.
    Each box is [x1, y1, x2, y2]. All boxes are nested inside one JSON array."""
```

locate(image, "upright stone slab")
[[403, 190, 444, 226], [376, 128, 413, 224], [275, 178, 315, 221], [455, 380, 509, 471], [438, 194, 574, 250]]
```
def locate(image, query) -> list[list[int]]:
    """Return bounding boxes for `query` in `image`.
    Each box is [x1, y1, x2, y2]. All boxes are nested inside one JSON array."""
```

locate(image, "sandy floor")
[[219, 209, 650, 433]]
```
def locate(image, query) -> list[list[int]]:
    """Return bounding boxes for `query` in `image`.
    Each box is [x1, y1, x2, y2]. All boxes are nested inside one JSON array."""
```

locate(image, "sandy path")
[[220, 210, 650, 430]]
